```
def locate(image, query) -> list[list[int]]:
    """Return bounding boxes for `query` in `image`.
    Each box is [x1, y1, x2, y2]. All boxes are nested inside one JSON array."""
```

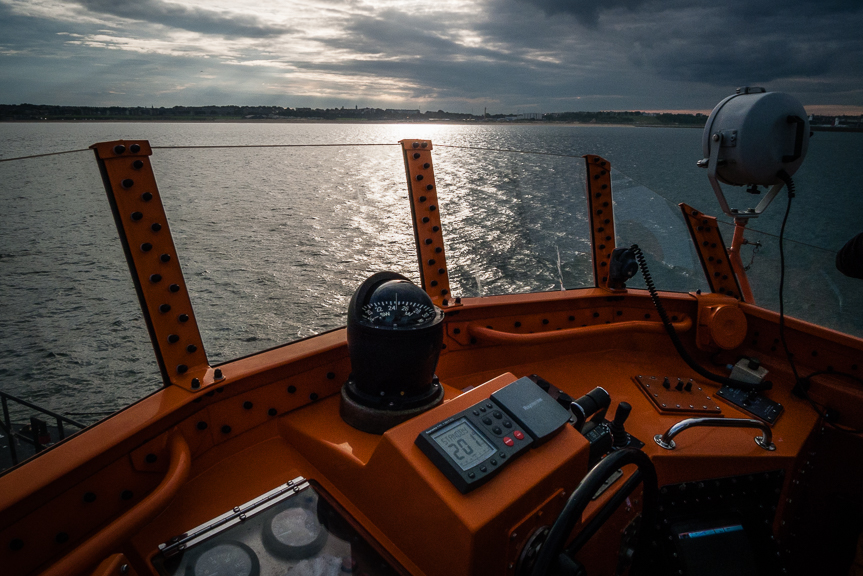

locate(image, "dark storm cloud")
[[313, 8, 613, 92], [516, 0, 863, 96], [301, 9, 599, 106], [324, 10, 521, 64], [73, 0, 291, 37], [518, 0, 647, 27]]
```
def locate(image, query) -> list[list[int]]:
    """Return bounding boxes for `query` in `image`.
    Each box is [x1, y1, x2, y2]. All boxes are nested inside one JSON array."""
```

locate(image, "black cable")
[[771, 172, 863, 434], [797, 370, 863, 434], [632, 244, 771, 391], [775, 170, 804, 395]]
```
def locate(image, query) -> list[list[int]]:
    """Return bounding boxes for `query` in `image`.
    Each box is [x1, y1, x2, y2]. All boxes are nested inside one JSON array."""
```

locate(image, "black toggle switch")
[[610, 402, 632, 448]]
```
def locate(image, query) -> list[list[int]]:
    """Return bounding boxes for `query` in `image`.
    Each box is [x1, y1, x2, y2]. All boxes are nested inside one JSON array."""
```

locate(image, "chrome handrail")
[[654, 417, 775, 451]]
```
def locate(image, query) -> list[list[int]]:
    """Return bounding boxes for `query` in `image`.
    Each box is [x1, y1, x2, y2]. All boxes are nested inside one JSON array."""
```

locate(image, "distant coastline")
[[0, 118, 702, 128], [2, 104, 861, 131], [0, 103, 708, 127]]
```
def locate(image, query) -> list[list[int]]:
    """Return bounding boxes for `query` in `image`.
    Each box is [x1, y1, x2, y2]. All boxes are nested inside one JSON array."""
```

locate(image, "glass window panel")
[[151, 145, 419, 364], [0, 152, 159, 430], [610, 169, 709, 294], [720, 223, 863, 339], [433, 147, 593, 297]]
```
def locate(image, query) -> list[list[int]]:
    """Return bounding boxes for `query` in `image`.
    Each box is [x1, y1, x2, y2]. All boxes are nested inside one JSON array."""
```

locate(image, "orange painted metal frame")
[[91, 141, 216, 391], [680, 203, 744, 301], [400, 139, 457, 308], [728, 219, 756, 302], [583, 155, 618, 291]]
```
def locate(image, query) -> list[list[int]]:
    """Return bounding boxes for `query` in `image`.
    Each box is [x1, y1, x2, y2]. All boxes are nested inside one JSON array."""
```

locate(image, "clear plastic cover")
[[152, 482, 402, 576]]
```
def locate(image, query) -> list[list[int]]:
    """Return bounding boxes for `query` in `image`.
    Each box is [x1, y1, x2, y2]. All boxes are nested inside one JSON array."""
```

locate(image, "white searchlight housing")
[[699, 87, 810, 218]]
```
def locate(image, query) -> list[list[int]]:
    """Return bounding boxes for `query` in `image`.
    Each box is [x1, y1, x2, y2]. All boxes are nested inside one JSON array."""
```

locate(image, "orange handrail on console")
[[39, 432, 190, 576], [468, 316, 693, 345]]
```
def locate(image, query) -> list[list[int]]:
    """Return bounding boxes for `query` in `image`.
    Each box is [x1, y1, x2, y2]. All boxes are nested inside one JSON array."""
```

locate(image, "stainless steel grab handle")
[[654, 417, 775, 451]]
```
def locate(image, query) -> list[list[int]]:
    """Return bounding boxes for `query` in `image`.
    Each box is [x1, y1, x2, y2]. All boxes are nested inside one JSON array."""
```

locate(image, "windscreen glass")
[[0, 150, 160, 458]]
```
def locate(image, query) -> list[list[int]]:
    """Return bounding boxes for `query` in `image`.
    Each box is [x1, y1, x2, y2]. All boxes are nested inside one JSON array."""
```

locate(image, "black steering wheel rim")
[[529, 448, 658, 576]]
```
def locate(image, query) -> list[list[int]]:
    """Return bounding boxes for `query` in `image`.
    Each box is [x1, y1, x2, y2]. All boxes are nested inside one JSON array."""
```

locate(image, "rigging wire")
[[0, 143, 399, 162], [151, 143, 398, 149], [0, 148, 91, 163], [714, 218, 831, 254], [435, 144, 583, 158]]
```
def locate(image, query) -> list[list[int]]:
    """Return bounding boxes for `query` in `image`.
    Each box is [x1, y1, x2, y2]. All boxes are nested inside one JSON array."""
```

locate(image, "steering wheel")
[[528, 448, 658, 576]]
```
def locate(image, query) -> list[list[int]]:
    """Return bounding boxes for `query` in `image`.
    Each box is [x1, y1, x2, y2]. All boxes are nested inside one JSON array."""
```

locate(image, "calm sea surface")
[[1, 122, 861, 422]]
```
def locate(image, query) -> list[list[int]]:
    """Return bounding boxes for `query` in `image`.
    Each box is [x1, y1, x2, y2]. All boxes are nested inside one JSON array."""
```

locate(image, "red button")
[[513, 430, 524, 440], [503, 437, 514, 447]]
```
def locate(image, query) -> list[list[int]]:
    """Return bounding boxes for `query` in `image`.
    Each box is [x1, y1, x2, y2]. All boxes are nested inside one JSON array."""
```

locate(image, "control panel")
[[716, 385, 783, 424], [416, 377, 571, 493]]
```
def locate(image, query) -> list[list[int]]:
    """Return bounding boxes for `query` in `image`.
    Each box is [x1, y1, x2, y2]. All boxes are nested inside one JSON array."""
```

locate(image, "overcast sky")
[[1, 0, 861, 114]]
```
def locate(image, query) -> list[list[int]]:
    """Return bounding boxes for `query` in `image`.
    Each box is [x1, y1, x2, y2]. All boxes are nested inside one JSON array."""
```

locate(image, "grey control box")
[[491, 377, 571, 444]]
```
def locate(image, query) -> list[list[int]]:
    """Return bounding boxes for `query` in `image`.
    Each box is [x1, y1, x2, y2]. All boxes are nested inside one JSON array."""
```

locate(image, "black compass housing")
[[342, 272, 445, 433]]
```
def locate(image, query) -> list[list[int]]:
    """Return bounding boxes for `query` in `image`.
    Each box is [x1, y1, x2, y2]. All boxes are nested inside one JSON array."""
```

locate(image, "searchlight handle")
[[784, 115, 806, 163]]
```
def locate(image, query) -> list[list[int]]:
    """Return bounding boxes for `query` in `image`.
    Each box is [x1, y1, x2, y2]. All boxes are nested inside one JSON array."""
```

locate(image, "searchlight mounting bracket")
[[699, 130, 786, 220]]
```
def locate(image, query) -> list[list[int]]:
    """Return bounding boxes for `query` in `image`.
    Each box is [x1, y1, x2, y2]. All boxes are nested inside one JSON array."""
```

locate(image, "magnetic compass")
[[342, 272, 445, 433], [359, 287, 438, 328]]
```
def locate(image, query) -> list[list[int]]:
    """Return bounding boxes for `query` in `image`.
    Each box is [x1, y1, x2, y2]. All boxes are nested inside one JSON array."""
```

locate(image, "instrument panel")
[[152, 478, 403, 576]]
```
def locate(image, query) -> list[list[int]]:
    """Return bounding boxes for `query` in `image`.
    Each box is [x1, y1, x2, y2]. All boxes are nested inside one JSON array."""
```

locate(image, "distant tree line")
[[0, 103, 717, 125], [0, 104, 478, 122], [544, 110, 707, 125]]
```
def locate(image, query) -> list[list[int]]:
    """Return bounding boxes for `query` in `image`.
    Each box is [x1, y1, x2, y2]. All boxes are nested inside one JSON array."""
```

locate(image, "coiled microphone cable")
[[631, 244, 771, 391]]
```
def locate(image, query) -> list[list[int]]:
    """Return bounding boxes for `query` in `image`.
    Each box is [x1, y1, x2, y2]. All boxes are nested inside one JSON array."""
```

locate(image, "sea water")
[[0, 122, 861, 422]]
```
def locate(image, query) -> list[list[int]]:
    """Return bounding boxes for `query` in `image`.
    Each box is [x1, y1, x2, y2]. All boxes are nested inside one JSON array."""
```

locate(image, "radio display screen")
[[431, 418, 495, 471]]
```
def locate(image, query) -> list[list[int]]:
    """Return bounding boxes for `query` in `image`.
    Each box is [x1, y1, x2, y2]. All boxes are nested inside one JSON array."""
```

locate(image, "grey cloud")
[[323, 10, 518, 63], [519, 0, 862, 25], [627, 6, 863, 89], [303, 9, 605, 102], [518, 0, 647, 27], [512, 0, 863, 97], [73, 0, 291, 37], [0, 2, 73, 56]]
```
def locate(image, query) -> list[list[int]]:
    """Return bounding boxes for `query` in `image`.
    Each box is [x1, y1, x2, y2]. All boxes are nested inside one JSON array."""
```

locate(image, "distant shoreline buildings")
[[1, 104, 861, 130]]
